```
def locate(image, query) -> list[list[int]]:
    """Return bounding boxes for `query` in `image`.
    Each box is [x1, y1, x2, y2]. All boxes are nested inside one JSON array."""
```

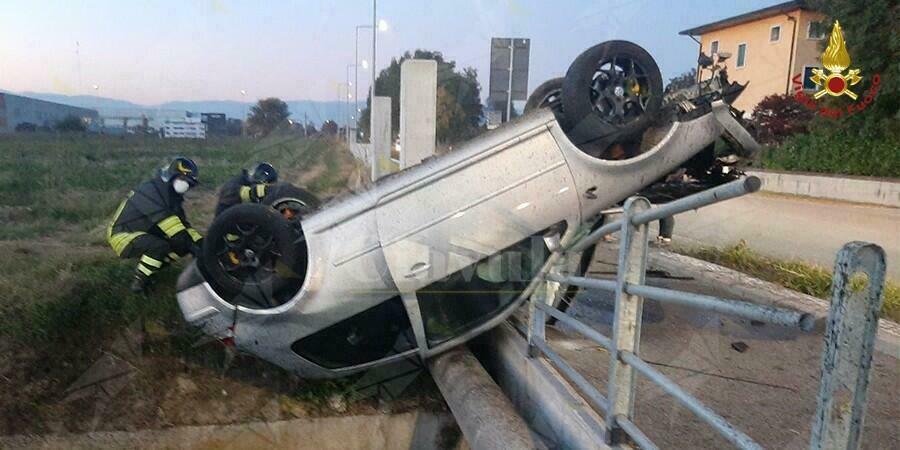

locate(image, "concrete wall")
[[370, 96, 394, 181], [790, 9, 828, 85], [698, 8, 825, 114], [748, 169, 900, 207], [0, 93, 99, 132], [399, 60, 437, 169]]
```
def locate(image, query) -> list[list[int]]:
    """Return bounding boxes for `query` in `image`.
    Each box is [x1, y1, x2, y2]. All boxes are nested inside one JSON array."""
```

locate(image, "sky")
[[0, 0, 784, 105]]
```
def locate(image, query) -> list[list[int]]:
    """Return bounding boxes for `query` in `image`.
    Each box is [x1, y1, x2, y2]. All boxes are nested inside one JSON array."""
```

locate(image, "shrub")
[[751, 94, 814, 145], [55, 115, 87, 132], [762, 131, 900, 178]]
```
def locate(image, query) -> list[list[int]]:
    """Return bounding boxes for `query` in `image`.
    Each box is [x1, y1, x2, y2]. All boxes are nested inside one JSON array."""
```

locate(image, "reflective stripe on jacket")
[[107, 177, 200, 253]]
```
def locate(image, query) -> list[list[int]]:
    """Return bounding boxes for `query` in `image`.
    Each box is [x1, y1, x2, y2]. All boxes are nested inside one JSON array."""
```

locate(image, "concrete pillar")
[[429, 347, 540, 450], [370, 96, 392, 181], [399, 59, 437, 169]]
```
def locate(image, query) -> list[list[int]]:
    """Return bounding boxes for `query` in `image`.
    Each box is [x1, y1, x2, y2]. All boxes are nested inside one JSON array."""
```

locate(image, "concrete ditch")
[[0, 412, 466, 450]]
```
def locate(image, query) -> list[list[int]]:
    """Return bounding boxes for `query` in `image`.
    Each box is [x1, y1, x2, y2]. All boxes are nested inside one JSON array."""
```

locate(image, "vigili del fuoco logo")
[[792, 20, 881, 119]]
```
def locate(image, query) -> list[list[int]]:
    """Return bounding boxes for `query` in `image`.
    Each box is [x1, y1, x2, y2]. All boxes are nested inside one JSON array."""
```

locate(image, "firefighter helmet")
[[160, 157, 199, 186], [247, 162, 278, 184]]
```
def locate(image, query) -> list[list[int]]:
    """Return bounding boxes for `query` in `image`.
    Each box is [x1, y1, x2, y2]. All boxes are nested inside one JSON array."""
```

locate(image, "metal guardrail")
[[525, 176, 887, 449]]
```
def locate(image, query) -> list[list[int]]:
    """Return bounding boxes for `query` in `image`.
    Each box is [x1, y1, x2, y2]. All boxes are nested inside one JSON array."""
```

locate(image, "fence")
[[524, 176, 886, 449]]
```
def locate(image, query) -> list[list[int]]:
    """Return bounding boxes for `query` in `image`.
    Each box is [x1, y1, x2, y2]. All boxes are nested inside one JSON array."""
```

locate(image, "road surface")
[[670, 192, 900, 280], [550, 243, 899, 449]]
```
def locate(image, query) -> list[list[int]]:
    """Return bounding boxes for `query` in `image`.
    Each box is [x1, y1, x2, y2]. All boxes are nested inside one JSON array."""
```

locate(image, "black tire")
[[524, 77, 563, 113], [200, 203, 306, 309], [560, 40, 663, 147], [262, 183, 321, 213]]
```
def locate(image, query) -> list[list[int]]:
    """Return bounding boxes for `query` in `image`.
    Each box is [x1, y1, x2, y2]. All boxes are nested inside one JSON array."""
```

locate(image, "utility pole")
[[506, 40, 514, 122], [371, 0, 377, 143], [346, 64, 357, 143], [355, 25, 372, 141]]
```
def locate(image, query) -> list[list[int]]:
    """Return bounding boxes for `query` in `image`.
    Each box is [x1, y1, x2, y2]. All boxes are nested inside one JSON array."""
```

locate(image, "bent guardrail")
[[525, 176, 887, 449]]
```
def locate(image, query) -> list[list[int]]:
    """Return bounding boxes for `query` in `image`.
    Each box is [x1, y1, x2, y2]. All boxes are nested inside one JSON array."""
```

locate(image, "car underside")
[[176, 40, 760, 379]]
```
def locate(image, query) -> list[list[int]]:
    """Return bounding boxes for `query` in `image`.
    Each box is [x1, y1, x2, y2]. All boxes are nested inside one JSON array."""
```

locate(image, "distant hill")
[[7, 91, 351, 127]]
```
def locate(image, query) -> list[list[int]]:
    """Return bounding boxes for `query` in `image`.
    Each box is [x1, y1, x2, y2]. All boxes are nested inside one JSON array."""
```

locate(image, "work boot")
[[130, 274, 150, 293]]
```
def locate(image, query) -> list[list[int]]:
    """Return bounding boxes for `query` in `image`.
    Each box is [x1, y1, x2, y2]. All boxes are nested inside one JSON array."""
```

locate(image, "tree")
[[808, 0, 898, 137], [358, 49, 483, 144], [320, 120, 338, 135], [304, 122, 317, 136], [55, 115, 86, 132], [247, 97, 290, 137], [751, 94, 815, 144], [664, 68, 697, 94]]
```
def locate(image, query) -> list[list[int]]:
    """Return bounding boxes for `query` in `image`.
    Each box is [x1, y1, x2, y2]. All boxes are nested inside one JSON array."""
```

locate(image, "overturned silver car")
[[176, 40, 759, 378]]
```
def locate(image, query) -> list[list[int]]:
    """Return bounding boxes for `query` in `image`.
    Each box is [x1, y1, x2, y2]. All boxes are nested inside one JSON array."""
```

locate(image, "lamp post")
[[240, 89, 247, 136], [346, 64, 358, 143], [355, 24, 372, 137], [355, 12, 388, 142]]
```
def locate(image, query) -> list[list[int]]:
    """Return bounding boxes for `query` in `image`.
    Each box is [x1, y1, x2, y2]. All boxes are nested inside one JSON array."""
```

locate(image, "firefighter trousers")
[[119, 234, 190, 279]]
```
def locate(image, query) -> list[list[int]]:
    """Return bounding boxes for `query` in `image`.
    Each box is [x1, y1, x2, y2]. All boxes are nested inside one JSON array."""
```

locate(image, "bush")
[[14, 122, 37, 133], [762, 131, 900, 178], [751, 94, 814, 145], [55, 115, 87, 132]]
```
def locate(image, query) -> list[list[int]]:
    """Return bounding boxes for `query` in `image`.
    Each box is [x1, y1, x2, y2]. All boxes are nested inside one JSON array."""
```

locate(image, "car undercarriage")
[[176, 40, 760, 379]]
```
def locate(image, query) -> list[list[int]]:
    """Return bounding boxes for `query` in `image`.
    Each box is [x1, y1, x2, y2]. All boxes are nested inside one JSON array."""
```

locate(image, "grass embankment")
[[760, 132, 900, 179], [678, 241, 900, 323], [0, 134, 443, 435]]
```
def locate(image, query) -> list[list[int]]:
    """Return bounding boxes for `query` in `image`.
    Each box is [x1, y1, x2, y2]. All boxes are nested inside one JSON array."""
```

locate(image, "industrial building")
[[162, 117, 206, 139], [201, 113, 227, 135], [0, 92, 99, 133]]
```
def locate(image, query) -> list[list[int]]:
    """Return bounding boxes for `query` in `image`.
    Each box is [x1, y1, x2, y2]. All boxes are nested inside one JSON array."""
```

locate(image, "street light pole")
[[371, 0, 377, 143], [346, 64, 357, 143], [355, 25, 372, 140]]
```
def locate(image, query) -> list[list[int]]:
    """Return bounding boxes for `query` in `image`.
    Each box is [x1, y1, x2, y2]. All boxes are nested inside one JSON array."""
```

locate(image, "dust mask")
[[173, 179, 191, 194]]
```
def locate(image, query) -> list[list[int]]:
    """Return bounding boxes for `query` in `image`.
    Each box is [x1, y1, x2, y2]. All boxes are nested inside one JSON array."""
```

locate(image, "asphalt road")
[[551, 243, 899, 449], [669, 192, 900, 280]]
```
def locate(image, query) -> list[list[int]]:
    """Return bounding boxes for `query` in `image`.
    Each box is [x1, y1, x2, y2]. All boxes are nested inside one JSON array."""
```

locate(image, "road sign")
[[489, 38, 530, 122]]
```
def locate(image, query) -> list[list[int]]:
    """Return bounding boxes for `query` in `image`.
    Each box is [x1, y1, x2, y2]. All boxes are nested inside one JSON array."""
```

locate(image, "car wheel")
[[560, 40, 663, 148], [524, 77, 563, 113], [200, 203, 306, 309]]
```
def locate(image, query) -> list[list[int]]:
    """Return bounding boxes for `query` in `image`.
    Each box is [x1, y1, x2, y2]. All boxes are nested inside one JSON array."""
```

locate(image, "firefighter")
[[107, 157, 204, 293], [214, 162, 278, 216]]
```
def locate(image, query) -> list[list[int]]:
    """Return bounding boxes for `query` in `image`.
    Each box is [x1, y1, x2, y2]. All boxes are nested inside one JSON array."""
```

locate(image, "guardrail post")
[[605, 196, 651, 445], [810, 242, 886, 450], [527, 288, 546, 358]]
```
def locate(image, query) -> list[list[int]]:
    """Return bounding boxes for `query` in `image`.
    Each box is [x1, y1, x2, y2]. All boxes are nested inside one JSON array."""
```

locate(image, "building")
[[0, 93, 99, 133], [162, 117, 206, 139], [680, 1, 827, 114], [201, 113, 227, 136]]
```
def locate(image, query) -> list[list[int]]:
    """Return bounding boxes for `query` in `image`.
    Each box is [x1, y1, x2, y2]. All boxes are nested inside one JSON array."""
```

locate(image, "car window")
[[290, 296, 416, 369]]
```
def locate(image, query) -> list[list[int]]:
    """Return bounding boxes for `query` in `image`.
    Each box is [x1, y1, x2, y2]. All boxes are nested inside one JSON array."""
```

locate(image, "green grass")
[[0, 134, 434, 434], [760, 131, 900, 179], [0, 132, 362, 346], [0, 134, 360, 240], [678, 241, 900, 323]]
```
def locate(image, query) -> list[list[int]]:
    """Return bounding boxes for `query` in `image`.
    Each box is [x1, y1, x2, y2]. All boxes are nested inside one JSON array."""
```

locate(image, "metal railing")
[[525, 176, 886, 449]]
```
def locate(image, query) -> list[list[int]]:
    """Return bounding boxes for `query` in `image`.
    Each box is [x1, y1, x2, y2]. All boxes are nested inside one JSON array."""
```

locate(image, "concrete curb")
[[747, 170, 900, 208], [0, 412, 462, 450], [649, 248, 900, 356]]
